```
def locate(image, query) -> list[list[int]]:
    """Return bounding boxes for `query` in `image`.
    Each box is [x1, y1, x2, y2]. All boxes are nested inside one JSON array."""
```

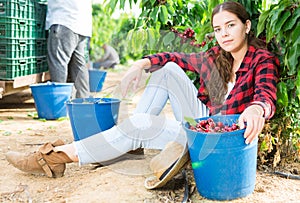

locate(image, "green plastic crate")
[[34, 38, 47, 56], [0, 57, 33, 79], [0, 17, 33, 38], [0, 0, 35, 19], [0, 38, 46, 58], [0, 38, 33, 58], [0, 17, 46, 38], [0, 56, 48, 80], [32, 55, 48, 74], [33, 2, 46, 22]]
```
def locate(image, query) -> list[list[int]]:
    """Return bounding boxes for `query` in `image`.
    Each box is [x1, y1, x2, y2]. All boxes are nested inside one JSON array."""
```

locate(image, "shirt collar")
[[236, 45, 256, 73]]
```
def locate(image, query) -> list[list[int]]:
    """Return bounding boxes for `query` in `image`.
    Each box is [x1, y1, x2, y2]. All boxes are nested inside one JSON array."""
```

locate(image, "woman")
[[6, 2, 279, 188]]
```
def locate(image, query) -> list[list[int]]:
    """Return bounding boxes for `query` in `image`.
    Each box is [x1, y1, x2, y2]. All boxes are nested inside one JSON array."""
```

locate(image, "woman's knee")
[[163, 62, 181, 71], [159, 62, 188, 81], [161, 62, 186, 76]]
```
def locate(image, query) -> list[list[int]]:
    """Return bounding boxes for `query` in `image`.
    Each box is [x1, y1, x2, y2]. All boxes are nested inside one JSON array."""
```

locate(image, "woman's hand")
[[120, 58, 151, 97], [238, 105, 265, 144]]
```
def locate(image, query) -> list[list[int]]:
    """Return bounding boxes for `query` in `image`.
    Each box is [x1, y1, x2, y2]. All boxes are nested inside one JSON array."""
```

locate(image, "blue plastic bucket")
[[88, 69, 107, 92], [66, 97, 121, 141], [30, 82, 73, 120], [184, 114, 257, 200]]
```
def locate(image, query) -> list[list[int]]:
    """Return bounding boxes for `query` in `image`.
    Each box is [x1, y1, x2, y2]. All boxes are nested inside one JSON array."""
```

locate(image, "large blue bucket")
[[88, 69, 107, 92], [66, 97, 121, 141], [184, 114, 257, 200], [30, 82, 73, 120]]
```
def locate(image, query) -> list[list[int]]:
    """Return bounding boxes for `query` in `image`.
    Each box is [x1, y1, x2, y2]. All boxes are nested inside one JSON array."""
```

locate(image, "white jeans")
[[74, 62, 209, 165]]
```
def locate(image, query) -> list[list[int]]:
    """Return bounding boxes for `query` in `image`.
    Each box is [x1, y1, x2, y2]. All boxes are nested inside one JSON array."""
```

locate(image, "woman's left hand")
[[238, 105, 265, 144], [120, 58, 151, 97]]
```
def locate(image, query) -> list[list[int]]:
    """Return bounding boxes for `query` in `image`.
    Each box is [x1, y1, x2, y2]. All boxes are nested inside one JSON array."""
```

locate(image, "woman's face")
[[212, 11, 251, 53]]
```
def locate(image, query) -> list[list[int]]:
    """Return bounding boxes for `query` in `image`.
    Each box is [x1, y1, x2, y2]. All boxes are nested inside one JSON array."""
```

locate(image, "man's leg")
[[47, 25, 75, 83], [68, 36, 90, 98]]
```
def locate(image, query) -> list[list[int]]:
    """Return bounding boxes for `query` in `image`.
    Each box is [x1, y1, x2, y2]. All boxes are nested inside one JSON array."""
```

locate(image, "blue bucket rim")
[[184, 114, 245, 137], [88, 69, 107, 74], [30, 81, 74, 88], [66, 97, 121, 105]]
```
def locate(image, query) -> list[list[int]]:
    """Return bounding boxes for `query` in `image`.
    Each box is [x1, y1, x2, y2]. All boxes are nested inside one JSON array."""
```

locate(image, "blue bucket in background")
[[88, 69, 107, 92], [30, 82, 73, 120], [66, 97, 121, 141], [184, 114, 257, 200]]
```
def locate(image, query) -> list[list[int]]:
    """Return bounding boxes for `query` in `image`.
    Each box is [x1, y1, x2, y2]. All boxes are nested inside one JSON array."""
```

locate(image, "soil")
[[0, 66, 300, 203]]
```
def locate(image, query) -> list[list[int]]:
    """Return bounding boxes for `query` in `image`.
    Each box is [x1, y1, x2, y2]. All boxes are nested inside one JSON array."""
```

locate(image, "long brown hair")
[[206, 1, 265, 105]]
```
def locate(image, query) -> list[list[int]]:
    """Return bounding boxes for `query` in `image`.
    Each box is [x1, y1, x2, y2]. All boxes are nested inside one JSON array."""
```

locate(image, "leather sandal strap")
[[36, 152, 53, 178]]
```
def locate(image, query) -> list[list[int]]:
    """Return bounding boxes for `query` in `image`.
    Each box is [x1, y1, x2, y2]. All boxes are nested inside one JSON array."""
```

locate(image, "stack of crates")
[[0, 0, 48, 80]]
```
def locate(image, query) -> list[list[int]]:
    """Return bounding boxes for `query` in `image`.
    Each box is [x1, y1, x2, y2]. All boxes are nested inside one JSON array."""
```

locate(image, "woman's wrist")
[[250, 101, 272, 119], [134, 58, 151, 70], [251, 104, 264, 117]]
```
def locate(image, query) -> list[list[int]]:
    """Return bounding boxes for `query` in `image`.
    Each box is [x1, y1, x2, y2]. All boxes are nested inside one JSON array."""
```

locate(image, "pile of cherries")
[[189, 118, 240, 133]]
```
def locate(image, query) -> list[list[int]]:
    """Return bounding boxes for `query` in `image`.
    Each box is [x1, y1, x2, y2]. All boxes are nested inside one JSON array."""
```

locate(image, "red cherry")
[[207, 118, 213, 123], [210, 122, 215, 128], [232, 123, 239, 130], [217, 121, 224, 128], [200, 120, 207, 127], [214, 126, 220, 132], [190, 118, 239, 133]]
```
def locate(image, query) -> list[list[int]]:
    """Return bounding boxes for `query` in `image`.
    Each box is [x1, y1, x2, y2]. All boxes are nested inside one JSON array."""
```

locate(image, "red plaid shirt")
[[145, 46, 280, 119]]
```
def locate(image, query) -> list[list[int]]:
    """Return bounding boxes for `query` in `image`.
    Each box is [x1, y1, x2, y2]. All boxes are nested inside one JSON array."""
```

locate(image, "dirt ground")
[[0, 66, 300, 203]]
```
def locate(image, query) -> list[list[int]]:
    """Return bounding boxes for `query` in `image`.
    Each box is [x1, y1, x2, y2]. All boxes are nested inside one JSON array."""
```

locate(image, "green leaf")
[[150, 7, 159, 23], [286, 43, 300, 75], [109, 0, 118, 11], [150, 0, 156, 6], [57, 117, 68, 121], [269, 7, 286, 35], [159, 5, 168, 25], [132, 29, 147, 52], [155, 21, 161, 33], [257, 10, 270, 36], [184, 116, 197, 127], [120, 0, 126, 9], [274, 11, 291, 35], [135, 19, 143, 28], [3, 131, 11, 136], [127, 29, 134, 49], [177, 0, 183, 9], [127, 29, 134, 45], [139, 9, 149, 18], [283, 7, 300, 32], [163, 32, 175, 46], [167, 5, 175, 15], [260, 140, 268, 151], [147, 28, 157, 50], [27, 112, 38, 118], [291, 21, 300, 43], [174, 36, 181, 44], [276, 82, 289, 107], [266, 18, 274, 43]]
